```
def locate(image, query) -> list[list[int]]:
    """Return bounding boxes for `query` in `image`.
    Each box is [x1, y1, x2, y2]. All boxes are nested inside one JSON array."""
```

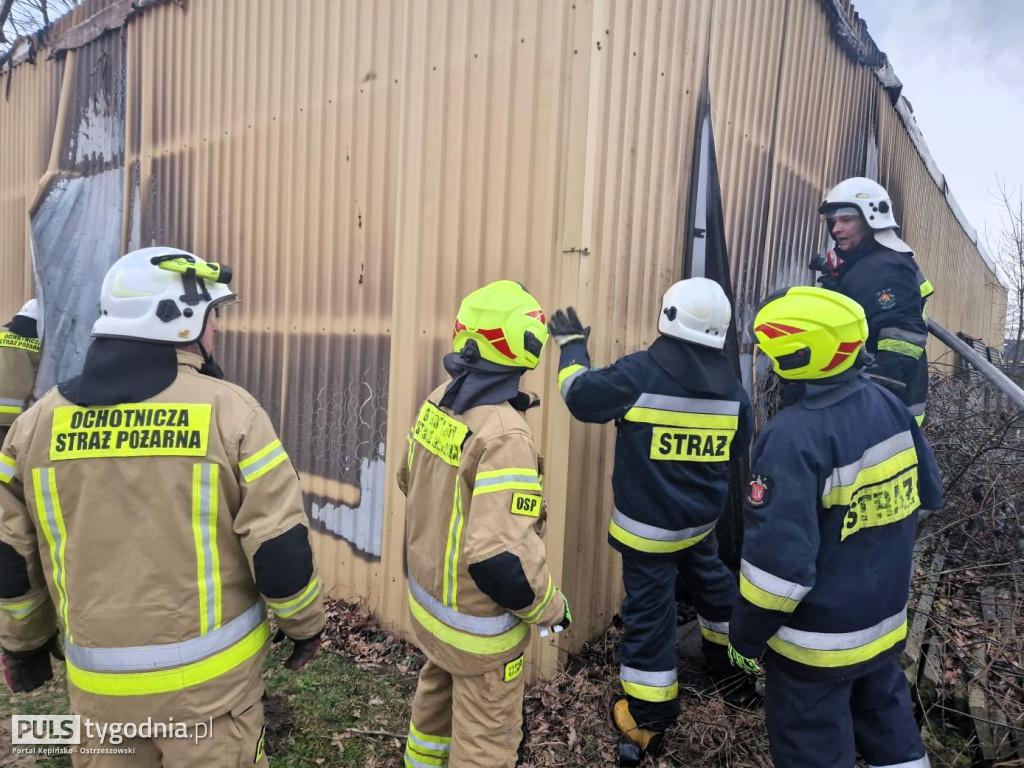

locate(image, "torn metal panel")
[[31, 170, 122, 395]]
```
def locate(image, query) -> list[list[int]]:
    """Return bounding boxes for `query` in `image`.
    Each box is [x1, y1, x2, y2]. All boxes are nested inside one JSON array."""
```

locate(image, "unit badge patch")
[[747, 473, 771, 507], [876, 288, 897, 309]]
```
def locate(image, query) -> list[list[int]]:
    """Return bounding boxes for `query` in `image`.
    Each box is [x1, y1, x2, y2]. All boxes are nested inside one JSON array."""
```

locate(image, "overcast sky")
[[852, 0, 1024, 254]]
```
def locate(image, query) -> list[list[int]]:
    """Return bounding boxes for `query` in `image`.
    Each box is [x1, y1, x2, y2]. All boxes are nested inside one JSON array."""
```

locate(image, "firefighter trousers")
[[619, 530, 738, 728], [405, 656, 526, 768], [71, 692, 268, 767], [764, 655, 929, 768]]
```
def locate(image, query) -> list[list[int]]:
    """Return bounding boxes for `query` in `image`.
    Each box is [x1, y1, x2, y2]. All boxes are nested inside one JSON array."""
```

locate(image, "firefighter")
[[0, 247, 325, 767], [729, 286, 942, 768], [0, 300, 42, 444], [549, 277, 753, 767], [399, 280, 570, 768], [816, 177, 933, 423]]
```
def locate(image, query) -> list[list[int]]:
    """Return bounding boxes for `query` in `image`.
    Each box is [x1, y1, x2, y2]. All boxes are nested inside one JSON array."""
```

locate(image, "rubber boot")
[[612, 699, 665, 767]]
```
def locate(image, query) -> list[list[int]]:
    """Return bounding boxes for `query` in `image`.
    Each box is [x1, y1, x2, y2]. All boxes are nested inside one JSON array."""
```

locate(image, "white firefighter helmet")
[[15, 299, 39, 321], [819, 177, 912, 253], [658, 277, 731, 349], [92, 247, 235, 345]]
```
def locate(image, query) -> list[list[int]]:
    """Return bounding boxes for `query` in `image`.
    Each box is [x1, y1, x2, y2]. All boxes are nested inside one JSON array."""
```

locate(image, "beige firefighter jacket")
[[0, 350, 324, 723], [0, 331, 40, 428], [399, 383, 566, 676]]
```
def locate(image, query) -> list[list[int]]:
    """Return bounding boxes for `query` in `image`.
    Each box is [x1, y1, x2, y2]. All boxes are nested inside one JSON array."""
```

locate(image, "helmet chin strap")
[[197, 340, 225, 379]]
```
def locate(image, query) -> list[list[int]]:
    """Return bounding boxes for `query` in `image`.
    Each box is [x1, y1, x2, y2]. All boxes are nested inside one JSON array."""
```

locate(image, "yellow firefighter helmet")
[[453, 280, 548, 369], [753, 286, 868, 380]]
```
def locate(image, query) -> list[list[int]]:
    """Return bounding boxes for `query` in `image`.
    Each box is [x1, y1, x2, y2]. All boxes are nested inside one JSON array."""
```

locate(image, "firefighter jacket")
[[556, 335, 753, 557], [833, 240, 930, 422], [729, 372, 943, 680], [0, 350, 325, 723], [0, 326, 40, 428], [399, 383, 567, 676]]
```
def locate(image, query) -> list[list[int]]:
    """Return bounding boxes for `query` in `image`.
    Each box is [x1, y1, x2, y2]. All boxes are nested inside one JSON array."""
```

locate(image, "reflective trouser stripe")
[[620, 665, 678, 702], [868, 755, 930, 768], [0, 593, 47, 620], [405, 722, 450, 767], [65, 602, 265, 671], [443, 482, 463, 609], [698, 615, 729, 646], [33, 468, 71, 641], [405, 754, 447, 768], [558, 364, 586, 399], [768, 608, 908, 668], [266, 578, 321, 619], [609, 509, 715, 554], [408, 590, 527, 656], [67, 621, 270, 696], [239, 440, 289, 482], [739, 559, 811, 613], [192, 464, 222, 634], [0, 453, 14, 483]]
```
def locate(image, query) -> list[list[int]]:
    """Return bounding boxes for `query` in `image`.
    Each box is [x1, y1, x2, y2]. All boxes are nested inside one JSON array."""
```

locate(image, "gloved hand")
[[272, 629, 322, 671], [547, 308, 589, 348], [728, 643, 764, 676], [538, 591, 572, 637], [2, 635, 63, 693]]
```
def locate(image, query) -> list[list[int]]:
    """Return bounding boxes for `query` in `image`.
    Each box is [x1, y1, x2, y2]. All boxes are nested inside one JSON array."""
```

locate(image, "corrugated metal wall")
[[0, 0, 1006, 681]]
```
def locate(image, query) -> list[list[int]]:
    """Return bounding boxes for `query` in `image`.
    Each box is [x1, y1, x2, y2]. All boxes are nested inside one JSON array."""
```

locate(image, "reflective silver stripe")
[[0, 455, 15, 483], [774, 606, 907, 652], [632, 394, 739, 415], [620, 665, 677, 687], [407, 731, 450, 755], [560, 367, 586, 399], [867, 754, 930, 768], [473, 473, 539, 491], [0, 397, 24, 407], [409, 575, 520, 636], [64, 602, 265, 672], [698, 616, 729, 635], [240, 444, 287, 481], [909, 401, 926, 417], [612, 508, 716, 543], [404, 755, 436, 768], [879, 327, 928, 346], [740, 559, 812, 602], [198, 464, 218, 633], [821, 431, 914, 499]]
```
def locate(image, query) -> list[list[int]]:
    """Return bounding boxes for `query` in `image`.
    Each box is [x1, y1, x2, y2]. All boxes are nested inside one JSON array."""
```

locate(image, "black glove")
[[2, 635, 63, 693], [547, 307, 590, 348], [272, 629, 322, 671]]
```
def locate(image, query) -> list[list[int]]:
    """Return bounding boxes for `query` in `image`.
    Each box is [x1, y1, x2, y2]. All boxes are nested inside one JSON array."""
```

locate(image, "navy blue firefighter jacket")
[[556, 334, 753, 558], [729, 372, 943, 680]]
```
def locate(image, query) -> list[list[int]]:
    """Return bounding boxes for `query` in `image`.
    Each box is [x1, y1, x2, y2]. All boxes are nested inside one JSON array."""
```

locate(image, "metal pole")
[[928, 319, 1024, 412]]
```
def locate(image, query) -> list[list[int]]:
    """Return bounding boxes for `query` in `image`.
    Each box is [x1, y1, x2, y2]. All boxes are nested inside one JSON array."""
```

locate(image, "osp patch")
[[747, 473, 771, 507], [875, 288, 897, 309]]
